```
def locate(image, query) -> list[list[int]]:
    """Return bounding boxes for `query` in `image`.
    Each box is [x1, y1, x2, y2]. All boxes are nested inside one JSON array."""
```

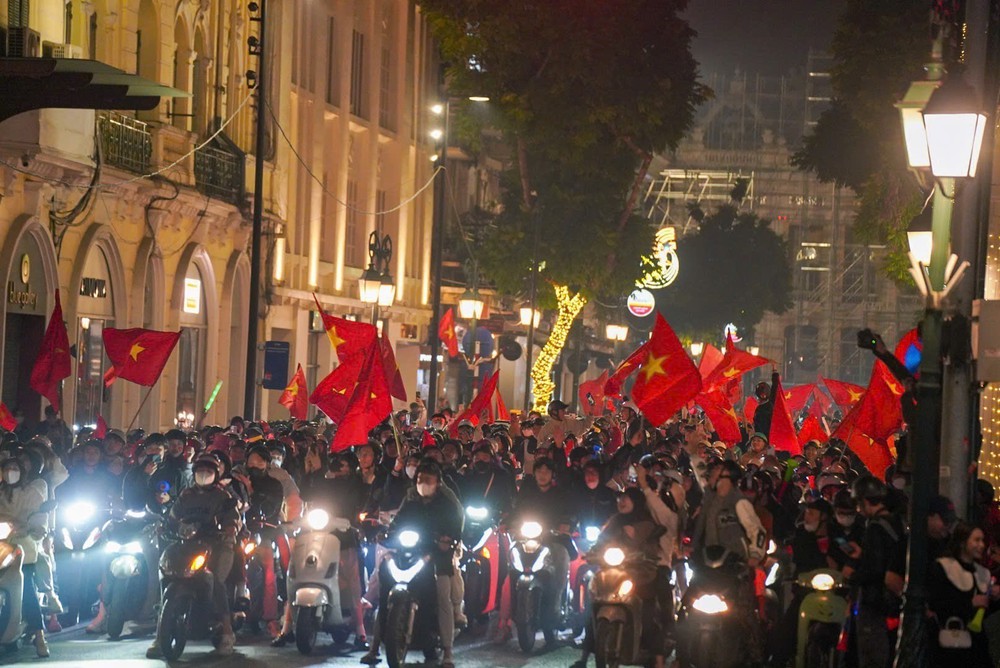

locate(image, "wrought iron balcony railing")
[[97, 111, 152, 174], [195, 130, 245, 205]]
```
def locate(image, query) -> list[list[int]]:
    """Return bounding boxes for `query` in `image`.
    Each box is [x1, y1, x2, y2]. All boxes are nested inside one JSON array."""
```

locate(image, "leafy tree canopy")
[[655, 205, 792, 341]]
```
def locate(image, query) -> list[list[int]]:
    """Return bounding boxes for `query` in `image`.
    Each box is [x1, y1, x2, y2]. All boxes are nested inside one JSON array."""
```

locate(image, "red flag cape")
[[279, 364, 309, 420], [439, 308, 459, 358], [94, 414, 108, 439], [822, 377, 866, 408], [379, 333, 407, 401], [768, 375, 801, 455], [698, 344, 725, 380], [449, 370, 502, 435], [604, 340, 649, 398], [30, 290, 72, 411], [697, 388, 742, 444], [579, 371, 609, 417], [313, 293, 377, 362], [330, 345, 393, 452], [310, 351, 367, 422], [630, 314, 702, 426], [0, 403, 16, 432], [797, 414, 828, 446], [103, 328, 181, 387]]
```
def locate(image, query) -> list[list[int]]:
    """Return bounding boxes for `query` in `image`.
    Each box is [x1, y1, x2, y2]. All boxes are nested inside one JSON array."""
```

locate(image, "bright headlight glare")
[[82, 527, 101, 550], [387, 556, 425, 584], [691, 594, 728, 615], [604, 547, 625, 567], [510, 547, 525, 573], [810, 573, 836, 591], [767, 539, 777, 555], [466, 506, 489, 521], [306, 508, 330, 531], [189, 553, 207, 571], [244, 541, 257, 556], [765, 561, 779, 587], [521, 521, 542, 539], [106, 541, 122, 553], [125, 509, 147, 519], [124, 541, 143, 554], [67, 502, 96, 524], [0, 523, 12, 541], [617, 580, 634, 598], [532, 547, 550, 573], [585, 526, 600, 543], [399, 530, 420, 548]]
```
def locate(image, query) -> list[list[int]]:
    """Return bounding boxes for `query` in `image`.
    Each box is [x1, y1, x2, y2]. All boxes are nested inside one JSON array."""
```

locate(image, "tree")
[[655, 205, 792, 341], [791, 0, 930, 282], [423, 0, 708, 408]]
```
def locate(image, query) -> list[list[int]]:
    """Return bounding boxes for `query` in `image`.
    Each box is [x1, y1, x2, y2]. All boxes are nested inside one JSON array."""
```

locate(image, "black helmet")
[[246, 445, 272, 464], [719, 460, 742, 482], [833, 489, 855, 511], [415, 458, 442, 481], [547, 400, 569, 419], [192, 456, 220, 475], [850, 475, 888, 503]]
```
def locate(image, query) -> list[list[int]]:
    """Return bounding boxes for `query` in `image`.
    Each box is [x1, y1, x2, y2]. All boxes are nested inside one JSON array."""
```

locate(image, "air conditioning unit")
[[42, 41, 83, 59], [8, 27, 41, 57]]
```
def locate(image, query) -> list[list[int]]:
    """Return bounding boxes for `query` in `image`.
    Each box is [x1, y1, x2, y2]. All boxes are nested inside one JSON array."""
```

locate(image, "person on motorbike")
[[535, 400, 590, 463], [573, 460, 617, 531], [146, 456, 241, 658], [243, 445, 286, 636], [20, 440, 67, 630], [363, 459, 463, 668], [0, 454, 49, 656], [148, 430, 193, 510]]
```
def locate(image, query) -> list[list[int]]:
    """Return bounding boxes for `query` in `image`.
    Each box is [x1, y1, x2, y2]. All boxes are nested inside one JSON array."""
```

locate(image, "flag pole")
[[126, 385, 156, 433]]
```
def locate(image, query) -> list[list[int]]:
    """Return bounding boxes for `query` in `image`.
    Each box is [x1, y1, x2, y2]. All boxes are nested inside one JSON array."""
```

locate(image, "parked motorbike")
[[589, 543, 658, 668], [101, 509, 158, 639], [378, 526, 448, 668], [460, 505, 502, 625], [288, 507, 355, 654], [675, 546, 754, 668], [508, 519, 571, 652], [794, 569, 848, 668], [54, 499, 110, 625], [0, 521, 25, 651]]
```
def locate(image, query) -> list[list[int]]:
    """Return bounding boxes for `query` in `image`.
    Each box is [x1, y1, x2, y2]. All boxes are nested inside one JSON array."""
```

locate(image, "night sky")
[[685, 0, 847, 75]]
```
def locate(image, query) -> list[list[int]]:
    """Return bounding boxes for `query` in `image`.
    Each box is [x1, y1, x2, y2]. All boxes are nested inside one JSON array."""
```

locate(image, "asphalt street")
[[0, 622, 585, 667]]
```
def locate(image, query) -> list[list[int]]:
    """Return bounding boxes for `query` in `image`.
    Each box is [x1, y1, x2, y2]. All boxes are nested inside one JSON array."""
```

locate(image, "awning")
[[0, 57, 189, 123]]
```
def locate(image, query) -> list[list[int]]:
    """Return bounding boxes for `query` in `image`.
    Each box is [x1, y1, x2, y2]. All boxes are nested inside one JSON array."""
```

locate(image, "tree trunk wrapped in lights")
[[531, 285, 587, 411]]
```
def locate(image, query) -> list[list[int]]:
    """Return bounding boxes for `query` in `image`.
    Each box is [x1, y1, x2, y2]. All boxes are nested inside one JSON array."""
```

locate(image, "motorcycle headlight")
[[585, 526, 600, 543], [466, 506, 489, 521], [189, 553, 207, 571], [244, 541, 257, 556], [767, 539, 777, 555], [125, 509, 147, 519], [691, 594, 728, 615], [510, 547, 525, 573], [398, 530, 420, 549], [306, 509, 330, 531], [765, 561, 780, 587], [603, 547, 625, 567], [123, 541, 143, 555], [82, 527, 101, 550], [387, 556, 426, 584], [810, 573, 836, 591], [521, 521, 542, 539], [532, 547, 550, 573], [106, 541, 122, 554], [0, 523, 12, 541], [617, 580, 633, 598], [66, 501, 96, 525], [0, 542, 15, 571]]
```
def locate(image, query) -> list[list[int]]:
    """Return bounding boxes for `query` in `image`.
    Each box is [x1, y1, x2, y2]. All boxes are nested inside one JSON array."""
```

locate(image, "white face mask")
[[835, 513, 856, 528], [891, 477, 906, 490], [3, 469, 19, 485], [405, 465, 417, 479], [416, 482, 435, 497], [803, 521, 819, 533], [271, 457, 283, 468], [194, 471, 215, 486]]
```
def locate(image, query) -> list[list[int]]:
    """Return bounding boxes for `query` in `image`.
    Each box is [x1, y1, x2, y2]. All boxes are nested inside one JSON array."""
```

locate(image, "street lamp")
[[689, 341, 704, 357], [458, 288, 485, 320], [921, 73, 987, 179], [906, 205, 933, 267], [359, 231, 394, 324], [748, 345, 760, 357], [605, 324, 628, 342], [519, 303, 541, 328]]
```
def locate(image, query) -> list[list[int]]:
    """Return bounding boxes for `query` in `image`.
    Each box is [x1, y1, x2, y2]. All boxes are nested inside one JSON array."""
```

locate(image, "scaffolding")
[[642, 170, 755, 231]]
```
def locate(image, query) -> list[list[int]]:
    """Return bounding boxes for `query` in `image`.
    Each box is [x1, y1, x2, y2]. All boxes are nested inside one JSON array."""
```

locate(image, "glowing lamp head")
[[603, 547, 625, 567], [306, 508, 330, 531], [691, 593, 728, 614], [521, 521, 543, 540], [810, 573, 836, 591], [398, 530, 420, 548]]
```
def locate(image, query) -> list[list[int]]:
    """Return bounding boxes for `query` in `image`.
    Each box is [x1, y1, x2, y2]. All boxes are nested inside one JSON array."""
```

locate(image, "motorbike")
[[288, 506, 356, 654], [0, 521, 24, 651], [54, 499, 111, 625], [378, 526, 449, 668], [794, 569, 848, 668], [508, 519, 572, 652], [589, 543, 657, 668], [568, 524, 601, 636], [675, 546, 754, 668], [243, 506, 286, 631], [460, 505, 503, 625], [101, 509, 158, 639], [155, 509, 237, 660]]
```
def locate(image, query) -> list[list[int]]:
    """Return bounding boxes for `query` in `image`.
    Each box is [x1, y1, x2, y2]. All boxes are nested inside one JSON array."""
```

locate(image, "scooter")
[[0, 521, 25, 651], [378, 526, 448, 668], [243, 506, 285, 632], [288, 506, 355, 654], [54, 498, 110, 625], [508, 519, 572, 652], [675, 546, 753, 668], [794, 568, 848, 668], [589, 543, 657, 668], [460, 505, 502, 625], [569, 524, 601, 636], [101, 509, 158, 639]]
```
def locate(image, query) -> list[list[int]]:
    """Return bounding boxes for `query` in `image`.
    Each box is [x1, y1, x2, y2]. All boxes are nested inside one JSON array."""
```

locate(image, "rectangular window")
[[345, 180, 360, 267], [350, 30, 365, 117], [326, 16, 338, 106], [379, 44, 393, 130], [9, 0, 29, 28]]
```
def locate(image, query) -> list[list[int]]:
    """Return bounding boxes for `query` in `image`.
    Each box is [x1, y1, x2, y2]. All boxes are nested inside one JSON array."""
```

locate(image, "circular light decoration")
[[639, 227, 680, 289], [724, 323, 742, 343], [627, 289, 656, 318]]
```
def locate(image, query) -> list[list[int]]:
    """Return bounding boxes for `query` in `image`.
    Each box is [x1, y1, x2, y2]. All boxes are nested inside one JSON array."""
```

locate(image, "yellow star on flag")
[[885, 379, 903, 396], [784, 391, 792, 400], [722, 367, 740, 379], [326, 326, 346, 351], [641, 353, 667, 382], [847, 388, 863, 402], [129, 342, 145, 361], [286, 384, 298, 397]]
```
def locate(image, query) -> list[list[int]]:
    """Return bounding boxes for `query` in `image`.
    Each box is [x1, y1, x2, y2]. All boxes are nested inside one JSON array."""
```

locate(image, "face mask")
[[803, 521, 819, 533], [195, 471, 215, 486], [891, 477, 905, 490], [405, 465, 417, 479], [271, 457, 283, 468], [474, 461, 491, 474], [3, 469, 19, 485], [248, 466, 266, 478], [416, 482, 435, 497], [835, 513, 855, 528]]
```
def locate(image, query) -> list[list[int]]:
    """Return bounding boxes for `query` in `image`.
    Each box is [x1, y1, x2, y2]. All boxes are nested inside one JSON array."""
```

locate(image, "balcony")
[[194, 129, 245, 205], [97, 111, 152, 174]]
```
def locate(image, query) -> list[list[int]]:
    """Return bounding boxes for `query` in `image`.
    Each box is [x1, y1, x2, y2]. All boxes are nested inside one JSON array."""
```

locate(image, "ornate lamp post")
[[359, 232, 395, 325]]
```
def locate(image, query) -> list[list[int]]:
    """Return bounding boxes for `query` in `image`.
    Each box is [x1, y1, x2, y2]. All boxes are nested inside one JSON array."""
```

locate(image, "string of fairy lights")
[[978, 223, 1000, 487], [530, 285, 588, 411]]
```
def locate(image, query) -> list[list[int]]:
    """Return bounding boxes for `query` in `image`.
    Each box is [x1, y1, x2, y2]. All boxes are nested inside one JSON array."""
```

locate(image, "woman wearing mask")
[[0, 455, 49, 656]]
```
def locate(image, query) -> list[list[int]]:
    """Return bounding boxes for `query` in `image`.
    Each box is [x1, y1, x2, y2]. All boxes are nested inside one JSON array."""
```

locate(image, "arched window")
[[176, 264, 207, 426]]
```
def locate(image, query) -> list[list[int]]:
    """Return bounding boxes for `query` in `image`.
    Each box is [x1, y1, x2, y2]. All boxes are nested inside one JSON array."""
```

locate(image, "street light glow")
[[468, 95, 490, 102], [430, 103, 445, 115], [429, 128, 444, 141]]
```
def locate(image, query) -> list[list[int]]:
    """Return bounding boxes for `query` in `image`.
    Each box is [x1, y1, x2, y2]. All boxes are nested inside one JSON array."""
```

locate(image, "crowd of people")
[[0, 378, 999, 668]]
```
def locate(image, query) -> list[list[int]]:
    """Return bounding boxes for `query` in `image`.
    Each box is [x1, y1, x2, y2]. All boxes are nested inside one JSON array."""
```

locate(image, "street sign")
[[262, 340, 290, 390]]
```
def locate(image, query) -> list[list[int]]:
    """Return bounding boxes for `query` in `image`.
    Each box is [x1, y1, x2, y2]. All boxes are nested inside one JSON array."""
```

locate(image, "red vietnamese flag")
[[846, 363, 905, 443], [698, 344, 725, 381], [378, 333, 407, 401], [280, 364, 309, 420], [438, 308, 459, 358], [697, 387, 742, 444], [630, 314, 702, 426], [797, 414, 829, 446], [29, 290, 72, 411], [822, 377, 866, 408], [330, 345, 393, 452], [579, 371, 609, 417], [782, 384, 816, 414], [604, 340, 650, 398], [449, 370, 501, 436], [808, 386, 834, 420], [702, 345, 770, 393], [313, 293, 377, 363], [94, 414, 108, 439], [832, 408, 894, 478], [768, 375, 800, 455], [0, 403, 15, 432], [743, 396, 759, 422], [103, 328, 181, 386], [310, 351, 367, 422]]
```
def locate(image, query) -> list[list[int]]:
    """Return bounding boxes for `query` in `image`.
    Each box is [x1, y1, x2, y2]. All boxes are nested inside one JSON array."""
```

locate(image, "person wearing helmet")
[[848, 475, 906, 668], [535, 400, 590, 466], [828, 489, 864, 572], [148, 430, 193, 510]]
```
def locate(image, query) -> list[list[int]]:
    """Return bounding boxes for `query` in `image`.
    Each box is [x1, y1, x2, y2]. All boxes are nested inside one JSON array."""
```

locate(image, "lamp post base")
[[894, 587, 930, 668]]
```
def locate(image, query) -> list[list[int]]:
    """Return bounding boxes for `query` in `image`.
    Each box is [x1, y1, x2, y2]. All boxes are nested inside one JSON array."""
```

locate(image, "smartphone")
[[586, 392, 595, 407]]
